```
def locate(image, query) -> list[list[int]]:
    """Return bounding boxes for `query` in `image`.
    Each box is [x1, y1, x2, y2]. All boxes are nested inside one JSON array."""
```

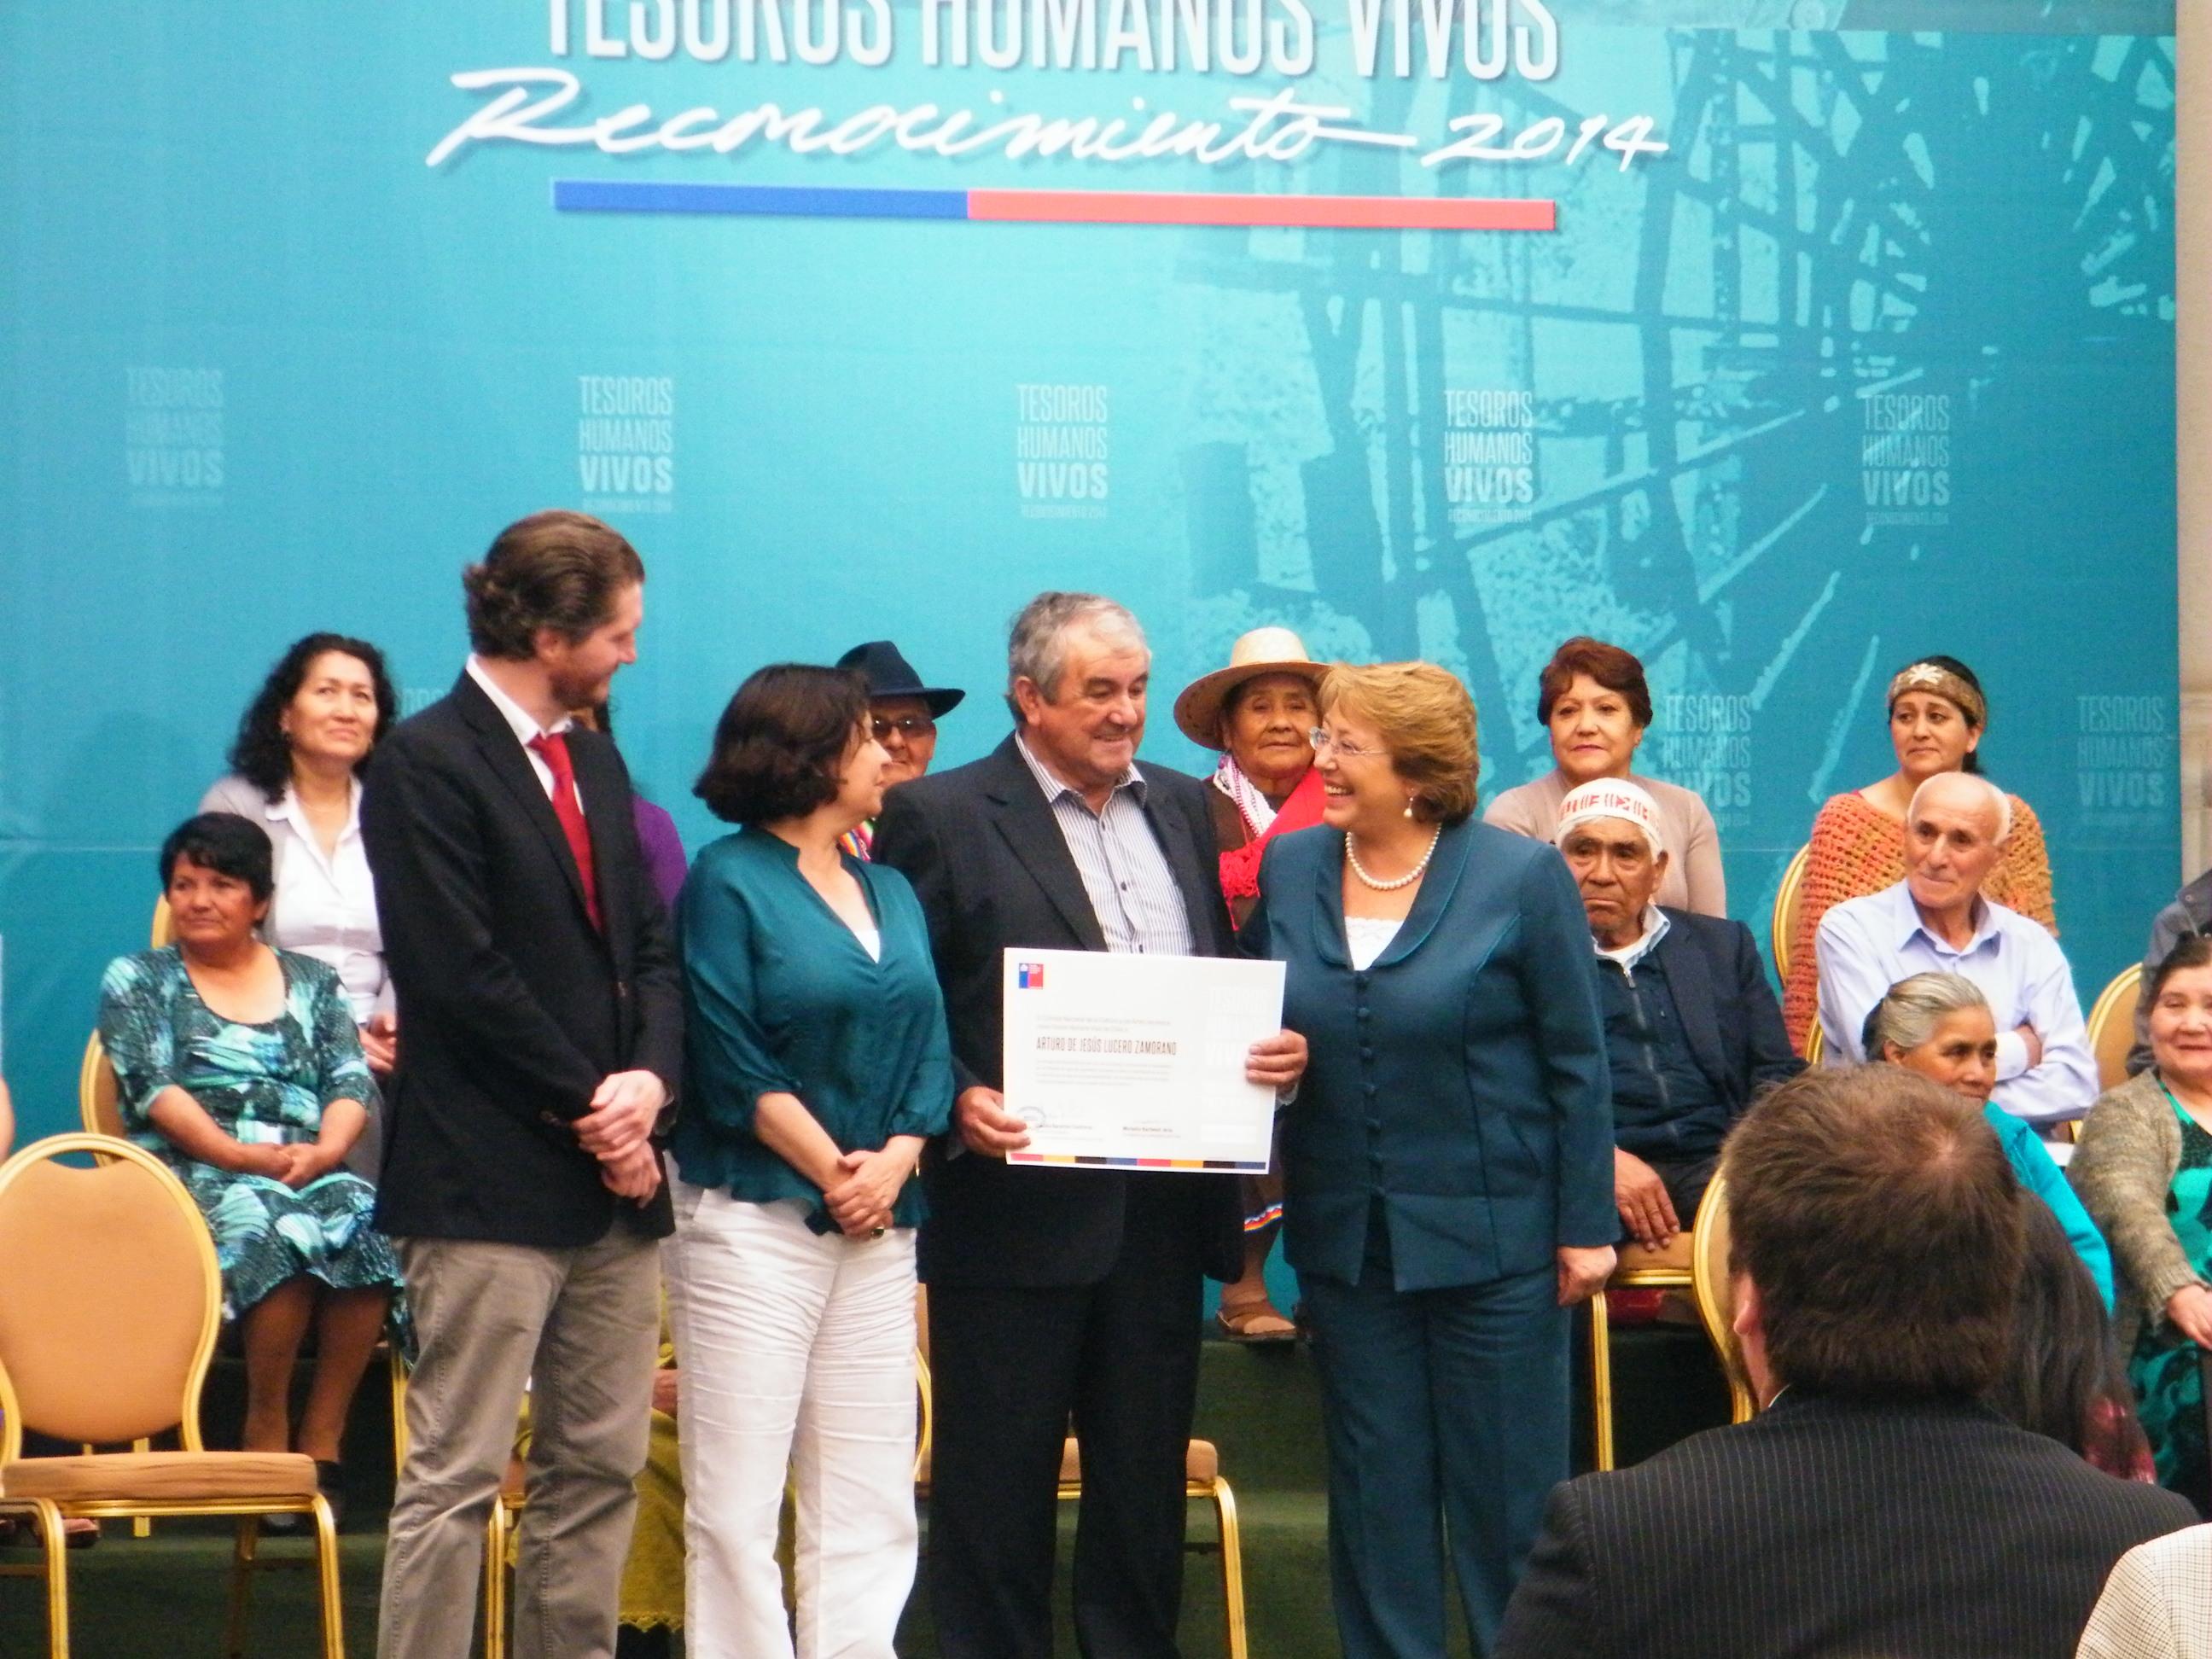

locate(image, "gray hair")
[[1906, 771, 2012, 844], [1004, 591, 1147, 715], [1862, 971, 1991, 1059]]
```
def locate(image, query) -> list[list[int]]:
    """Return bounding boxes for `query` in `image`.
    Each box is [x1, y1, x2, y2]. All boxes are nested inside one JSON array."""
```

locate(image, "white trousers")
[[664, 1185, 919, 1659]]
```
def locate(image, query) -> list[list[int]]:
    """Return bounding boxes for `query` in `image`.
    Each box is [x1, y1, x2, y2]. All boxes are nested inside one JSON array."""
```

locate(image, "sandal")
[[1214, 1301, 1298, 1343]]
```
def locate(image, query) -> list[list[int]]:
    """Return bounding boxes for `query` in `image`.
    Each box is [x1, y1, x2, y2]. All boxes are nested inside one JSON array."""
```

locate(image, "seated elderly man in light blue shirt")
[[1815, 771, 2096, 1129]]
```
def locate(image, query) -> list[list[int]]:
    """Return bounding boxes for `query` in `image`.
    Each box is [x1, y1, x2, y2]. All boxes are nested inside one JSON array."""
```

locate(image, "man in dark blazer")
[[1553, 779, 1801, 1248], [364, 511, 682, 1659], [872, 591, 1306, 1659], [1495, 1066, 2197, 1659]]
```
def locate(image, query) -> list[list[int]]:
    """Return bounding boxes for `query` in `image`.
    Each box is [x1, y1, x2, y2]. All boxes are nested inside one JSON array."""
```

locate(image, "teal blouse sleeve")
[[1988, 1104, 2116, 1310], [296, 957, 378, 1116], [678, 843, 804, 1132], [877, 873, 954, 1140], [97, 952, 177, 1127]]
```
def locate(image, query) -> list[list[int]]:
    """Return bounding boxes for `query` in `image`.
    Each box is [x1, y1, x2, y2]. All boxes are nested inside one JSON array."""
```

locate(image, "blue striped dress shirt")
[[1014, 734, 1194, 957]]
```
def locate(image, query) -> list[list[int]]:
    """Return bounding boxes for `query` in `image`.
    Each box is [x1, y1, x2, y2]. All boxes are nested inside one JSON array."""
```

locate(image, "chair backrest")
[[150, 897, 175, 949], [2086, 964, 2142, 1095], [1771, 843, 1811, 983], [1804, 1022, 1824, 1067], [1689, 1173, 1758, 1420], [0, 1135, 220, 1456], [79, 1033, 125, 1140]]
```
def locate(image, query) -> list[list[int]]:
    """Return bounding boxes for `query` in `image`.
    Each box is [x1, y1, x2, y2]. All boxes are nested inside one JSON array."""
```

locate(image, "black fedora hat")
[[836, 640, 966, 718]]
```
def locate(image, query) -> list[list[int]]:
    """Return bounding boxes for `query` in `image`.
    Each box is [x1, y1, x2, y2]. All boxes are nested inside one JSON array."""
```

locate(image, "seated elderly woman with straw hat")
[[1174, 626, 1329, 1341]]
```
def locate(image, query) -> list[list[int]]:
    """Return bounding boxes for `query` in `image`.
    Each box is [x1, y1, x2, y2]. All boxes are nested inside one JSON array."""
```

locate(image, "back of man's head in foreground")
[[1724, 1065, 2024, 1398]]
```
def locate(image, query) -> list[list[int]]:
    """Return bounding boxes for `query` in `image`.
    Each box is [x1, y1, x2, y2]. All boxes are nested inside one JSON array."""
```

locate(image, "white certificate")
[[1001, 947, 1286, 1173]]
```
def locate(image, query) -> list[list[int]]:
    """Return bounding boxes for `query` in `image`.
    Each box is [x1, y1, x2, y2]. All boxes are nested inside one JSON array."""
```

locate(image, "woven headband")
[[1887, 663, 1986, 728]]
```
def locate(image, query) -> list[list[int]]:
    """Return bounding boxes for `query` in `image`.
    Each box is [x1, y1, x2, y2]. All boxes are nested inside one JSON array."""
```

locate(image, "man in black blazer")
[[364, 511, 681, 1659], [1495, 1066, 2197, 1659], [873, 592, 1306, 1659], [1554, 780, 1800, 1248]]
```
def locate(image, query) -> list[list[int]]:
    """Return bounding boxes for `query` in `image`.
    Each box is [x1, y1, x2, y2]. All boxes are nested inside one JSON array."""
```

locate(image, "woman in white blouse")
[[201, 635, 399, 1157]]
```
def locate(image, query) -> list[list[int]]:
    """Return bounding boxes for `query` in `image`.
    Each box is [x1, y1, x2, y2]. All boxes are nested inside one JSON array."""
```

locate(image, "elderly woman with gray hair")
[[1863, 972, 2111, 1306]]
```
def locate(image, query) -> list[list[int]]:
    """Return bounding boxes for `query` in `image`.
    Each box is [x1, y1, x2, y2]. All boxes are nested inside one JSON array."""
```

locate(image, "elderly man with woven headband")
[[1556, 780, 1800, 1251]]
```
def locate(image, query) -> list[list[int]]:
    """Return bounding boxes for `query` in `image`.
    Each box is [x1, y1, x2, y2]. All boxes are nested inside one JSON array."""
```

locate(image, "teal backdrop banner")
[[0, 1, 2179, 1139]]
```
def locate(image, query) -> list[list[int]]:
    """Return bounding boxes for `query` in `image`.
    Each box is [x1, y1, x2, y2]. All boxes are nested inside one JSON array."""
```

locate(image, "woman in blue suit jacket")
[[1243, 661, 1616, 1659]]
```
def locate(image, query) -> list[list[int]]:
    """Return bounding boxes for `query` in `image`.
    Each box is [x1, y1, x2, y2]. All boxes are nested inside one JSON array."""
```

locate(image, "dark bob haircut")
[[1537, 637, 1654, 731], [160, 812, 276, 903], [464, 510, 645, 661], [2150, 931, 2212, 1003], [694, 665, 871, 826], [228, 633, 400, 801]]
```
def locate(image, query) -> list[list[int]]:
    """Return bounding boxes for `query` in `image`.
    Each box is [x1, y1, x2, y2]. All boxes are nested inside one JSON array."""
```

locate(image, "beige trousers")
[[377, 1230, 661, 1659]]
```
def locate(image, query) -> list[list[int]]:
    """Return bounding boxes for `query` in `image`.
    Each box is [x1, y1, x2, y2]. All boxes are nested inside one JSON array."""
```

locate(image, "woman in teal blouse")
[[665, 662, 953, 1659]]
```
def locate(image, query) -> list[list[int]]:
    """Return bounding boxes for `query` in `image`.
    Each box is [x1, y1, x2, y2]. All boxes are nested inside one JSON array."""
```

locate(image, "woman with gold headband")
[[1780, 654, 2056, 1052]]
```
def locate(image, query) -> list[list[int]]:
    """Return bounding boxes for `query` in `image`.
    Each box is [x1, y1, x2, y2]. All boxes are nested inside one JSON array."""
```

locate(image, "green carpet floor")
[[0, 1319, 1729, 1656]]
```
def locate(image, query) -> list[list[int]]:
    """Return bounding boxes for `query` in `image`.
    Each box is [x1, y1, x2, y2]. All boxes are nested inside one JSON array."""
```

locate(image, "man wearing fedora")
[[835, 638, 966, 857]]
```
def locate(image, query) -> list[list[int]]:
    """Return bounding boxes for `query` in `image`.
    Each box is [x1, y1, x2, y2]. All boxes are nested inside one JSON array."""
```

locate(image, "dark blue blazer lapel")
[[1656, 911, 1730, 1092], [979, 737, 1109, 953], [452, 673, 602, 940], [1372, 818, 1474, 969], [1137, 765, 1227, 956], [1307, 830, 1350, 969]]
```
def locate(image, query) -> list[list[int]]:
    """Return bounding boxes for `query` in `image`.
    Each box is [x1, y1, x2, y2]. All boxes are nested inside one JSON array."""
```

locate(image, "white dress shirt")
[[1814, 879, 2097, 1126], [466, 655, 581, 810], [263, 780, 387, 1024]]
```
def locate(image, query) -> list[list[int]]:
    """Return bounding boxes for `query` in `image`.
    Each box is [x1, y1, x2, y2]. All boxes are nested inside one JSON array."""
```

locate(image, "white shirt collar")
[[1878, 878, 2000, 957], [1594, 905, 1669, 975], [466, 655, 573, 749], [270, 776, 363, 835]]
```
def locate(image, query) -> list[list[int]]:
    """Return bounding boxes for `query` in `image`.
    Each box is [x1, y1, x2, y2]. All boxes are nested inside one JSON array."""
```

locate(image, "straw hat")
[[1173, 627, 1326, 749]]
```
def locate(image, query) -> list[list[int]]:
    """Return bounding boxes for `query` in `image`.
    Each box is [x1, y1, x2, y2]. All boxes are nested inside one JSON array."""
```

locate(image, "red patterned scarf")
[[1216, 763, 1326, 915]]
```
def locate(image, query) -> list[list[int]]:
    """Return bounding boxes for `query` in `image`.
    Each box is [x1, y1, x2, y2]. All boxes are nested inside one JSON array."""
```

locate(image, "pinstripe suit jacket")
[[1495, 1390, 2197, 1659]]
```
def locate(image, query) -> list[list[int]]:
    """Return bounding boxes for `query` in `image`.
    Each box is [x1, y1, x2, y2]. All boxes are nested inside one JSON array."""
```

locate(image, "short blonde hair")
[[1320, 661, 1479, 825]]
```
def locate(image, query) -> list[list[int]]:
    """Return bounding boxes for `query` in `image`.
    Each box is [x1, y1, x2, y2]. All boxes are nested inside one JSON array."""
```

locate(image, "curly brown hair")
[[463, 511, 645, 660], [1536, 637, 1652, 730]]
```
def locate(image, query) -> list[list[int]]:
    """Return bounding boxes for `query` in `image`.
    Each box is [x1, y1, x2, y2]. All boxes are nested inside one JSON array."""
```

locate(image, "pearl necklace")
[[1346, 824, 1441, 891]]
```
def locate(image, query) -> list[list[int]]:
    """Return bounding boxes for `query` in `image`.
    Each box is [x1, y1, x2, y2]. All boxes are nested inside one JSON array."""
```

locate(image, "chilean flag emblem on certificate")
[[1016, 962, 1047, 990]]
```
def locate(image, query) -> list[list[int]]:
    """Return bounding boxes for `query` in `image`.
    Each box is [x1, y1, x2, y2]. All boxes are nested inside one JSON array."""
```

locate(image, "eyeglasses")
[[1309, 728, 1385, 760], [872, 716, 937, 742]]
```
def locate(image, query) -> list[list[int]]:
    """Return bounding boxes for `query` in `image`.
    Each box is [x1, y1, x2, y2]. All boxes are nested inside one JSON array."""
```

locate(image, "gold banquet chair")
[[912, 1289, 1249, 1659], [2086, 964, 2142, 1094], [84, 1028, 409, 1485], [1770, 843, 1811, 984], [0, 1135, 344, 1658], [1586, 1229, 1694, 1473], [1689, 1174, 1757, 1425]]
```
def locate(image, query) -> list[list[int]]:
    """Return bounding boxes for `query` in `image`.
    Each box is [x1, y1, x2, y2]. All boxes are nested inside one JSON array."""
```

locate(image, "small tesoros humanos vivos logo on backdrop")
[[1016, 382, 1109, 521], [1654, 694, 1754, 835], [125, 367, 225, 509], [2076, 696, 2173, 836], [1442, 388, 1536, 527], [578, 375, 676, 516], [1860, 378, 1951, 529]]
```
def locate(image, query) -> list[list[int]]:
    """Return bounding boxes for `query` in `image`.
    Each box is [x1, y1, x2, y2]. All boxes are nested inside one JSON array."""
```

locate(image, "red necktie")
[[529, 731, 602, 930]]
